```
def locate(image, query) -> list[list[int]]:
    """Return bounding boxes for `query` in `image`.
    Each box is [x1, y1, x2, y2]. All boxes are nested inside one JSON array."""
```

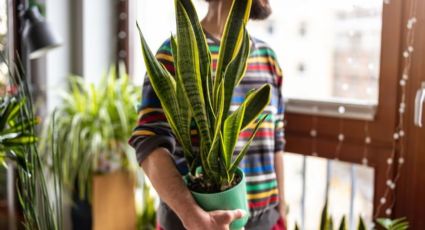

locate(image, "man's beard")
[[249, 0, 272, 20]]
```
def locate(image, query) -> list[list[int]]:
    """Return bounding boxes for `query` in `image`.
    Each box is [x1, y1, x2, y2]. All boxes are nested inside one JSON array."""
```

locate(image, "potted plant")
[[138, 0, 271, 228], [40, 69, 140, 230]]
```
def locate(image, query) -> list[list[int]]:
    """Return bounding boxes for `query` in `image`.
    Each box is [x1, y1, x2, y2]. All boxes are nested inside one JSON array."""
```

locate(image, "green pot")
[[186, 167, 249, 230]]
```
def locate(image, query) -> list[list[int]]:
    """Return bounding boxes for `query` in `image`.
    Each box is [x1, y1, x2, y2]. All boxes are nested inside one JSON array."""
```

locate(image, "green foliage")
[[0, 96, 38, 169], [377, 218, 409, 230], [138, 0, 271, 190], [338, 216, 347, 230], [40, 69, 139, 199], [357, 216, 366, 230], [0, 66, 62, 229], [320, 201, 330, 230]]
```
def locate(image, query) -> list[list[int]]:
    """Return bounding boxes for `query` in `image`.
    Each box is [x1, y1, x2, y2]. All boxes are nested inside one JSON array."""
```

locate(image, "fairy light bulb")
[[365, 137, 371, 144]]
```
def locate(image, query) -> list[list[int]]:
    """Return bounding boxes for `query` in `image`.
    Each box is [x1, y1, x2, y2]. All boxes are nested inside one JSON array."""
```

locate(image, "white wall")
[[46, 0, 117, 112], [82, 0, 116, 83], [45, 0, 71, 112]]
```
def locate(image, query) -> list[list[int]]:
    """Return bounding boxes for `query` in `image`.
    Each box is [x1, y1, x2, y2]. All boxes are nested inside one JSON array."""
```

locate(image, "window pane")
[[247, 0, 383, 104], [283, 153, 374, 230]]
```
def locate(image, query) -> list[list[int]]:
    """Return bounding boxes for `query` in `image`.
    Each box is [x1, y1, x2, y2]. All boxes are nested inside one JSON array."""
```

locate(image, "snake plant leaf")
[[223, 103, 246, 168], [175, 0, 211, 150], [171, 34, 194, 162], [357, 216, 366, 230], [320, 201, 329, 230], [207, 80, 225, 174], [222, 27, 250, 120], [228, 114, 268, 175], [214, 0, 252, 103], [178, 0, 214, 133], [241, 84, 272, 130], [338, 216, 347, 230], [137, 23, 193, 159]]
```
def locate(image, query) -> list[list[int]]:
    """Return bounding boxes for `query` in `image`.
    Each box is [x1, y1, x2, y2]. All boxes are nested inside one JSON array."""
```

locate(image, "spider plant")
[[138, 0, 271, 191], [40, 69, 139, 199]]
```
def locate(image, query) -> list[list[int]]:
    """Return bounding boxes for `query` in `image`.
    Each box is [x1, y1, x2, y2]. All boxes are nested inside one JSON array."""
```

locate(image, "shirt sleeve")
[[128, 40, 177, 164], [272, 55, 286, 153]]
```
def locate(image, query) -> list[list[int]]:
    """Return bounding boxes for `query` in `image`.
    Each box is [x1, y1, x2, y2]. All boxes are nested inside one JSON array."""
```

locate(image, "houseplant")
[[40, 69, 140, 229], [0, 70, 62, 230], [138, 0, 271, 228]]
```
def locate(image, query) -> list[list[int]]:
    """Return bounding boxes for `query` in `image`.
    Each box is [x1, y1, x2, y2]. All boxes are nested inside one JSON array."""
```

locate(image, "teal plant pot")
[[187, 168, 249, 230]]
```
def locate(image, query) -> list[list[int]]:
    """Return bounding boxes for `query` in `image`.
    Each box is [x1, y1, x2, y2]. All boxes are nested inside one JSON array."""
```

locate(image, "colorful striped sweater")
[[129, 33, 285, 224]]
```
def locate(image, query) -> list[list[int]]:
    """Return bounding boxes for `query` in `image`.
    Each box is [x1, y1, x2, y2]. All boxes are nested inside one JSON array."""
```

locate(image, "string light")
[[374, 0, 419, 218]]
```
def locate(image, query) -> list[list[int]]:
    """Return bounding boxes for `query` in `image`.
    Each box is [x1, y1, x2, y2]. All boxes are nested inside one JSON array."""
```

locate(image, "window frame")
[[284, 0, 404, 218]]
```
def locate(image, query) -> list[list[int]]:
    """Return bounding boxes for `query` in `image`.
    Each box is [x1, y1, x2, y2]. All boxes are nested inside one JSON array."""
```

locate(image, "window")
[[248, 0, 383, 105]]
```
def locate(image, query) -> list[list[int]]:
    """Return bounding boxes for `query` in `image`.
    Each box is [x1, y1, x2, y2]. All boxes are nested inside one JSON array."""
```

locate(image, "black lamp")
[[22, 6, 61, 59]]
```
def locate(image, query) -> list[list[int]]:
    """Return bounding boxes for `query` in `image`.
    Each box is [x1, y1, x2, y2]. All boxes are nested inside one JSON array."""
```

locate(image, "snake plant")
[[138, 0, 271, 191]]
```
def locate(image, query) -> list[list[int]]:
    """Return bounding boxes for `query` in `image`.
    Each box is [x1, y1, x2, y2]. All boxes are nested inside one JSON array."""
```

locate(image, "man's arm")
[[274, 151, 287, 223], [141, 147, 246, 230]]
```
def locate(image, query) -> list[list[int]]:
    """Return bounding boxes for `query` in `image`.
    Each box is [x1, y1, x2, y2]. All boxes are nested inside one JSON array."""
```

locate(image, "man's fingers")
[[210, 209, 247, 224]]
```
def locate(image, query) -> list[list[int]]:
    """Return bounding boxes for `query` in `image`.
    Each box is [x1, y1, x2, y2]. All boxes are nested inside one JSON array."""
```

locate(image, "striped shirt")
[[129, 33, 285, 225]]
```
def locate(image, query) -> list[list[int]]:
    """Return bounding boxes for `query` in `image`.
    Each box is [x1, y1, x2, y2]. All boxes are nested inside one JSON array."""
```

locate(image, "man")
[[129, 0, 286, 229]]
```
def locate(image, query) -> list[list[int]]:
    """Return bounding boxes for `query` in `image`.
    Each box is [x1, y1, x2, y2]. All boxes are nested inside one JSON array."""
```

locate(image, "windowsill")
[[284, 98, 377, 121]]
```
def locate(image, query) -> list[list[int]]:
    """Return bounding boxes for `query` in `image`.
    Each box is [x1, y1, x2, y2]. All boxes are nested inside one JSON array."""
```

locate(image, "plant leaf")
[[222, 27, 250, 120], [214, 0, 252, 104], [228, 114, 268, 175], [175, 0, 211, 152], [241, 84, 272, 130], [223, 103, 246, 168]]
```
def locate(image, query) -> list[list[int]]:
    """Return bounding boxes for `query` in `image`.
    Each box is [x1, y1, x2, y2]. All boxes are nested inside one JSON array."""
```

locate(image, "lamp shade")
[[22, 7, 61, 59]]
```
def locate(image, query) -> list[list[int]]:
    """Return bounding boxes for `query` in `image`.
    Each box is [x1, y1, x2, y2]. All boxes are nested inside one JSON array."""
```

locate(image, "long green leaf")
[[178, 0, 214, 136], [170, 34, 194, 163], [228, 114, 268, 175], [175, 0, 211, 151], [223, 103, 246, 168], [222, 27, 250, 120], [214, 0, 252, 106], [207, 81, 225, 174], [137, 22, 189, 158], [241, 84, 272, 130]]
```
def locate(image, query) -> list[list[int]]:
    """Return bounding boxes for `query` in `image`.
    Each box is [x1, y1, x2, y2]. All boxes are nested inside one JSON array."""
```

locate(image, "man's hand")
[[183, 209, 246, 230]]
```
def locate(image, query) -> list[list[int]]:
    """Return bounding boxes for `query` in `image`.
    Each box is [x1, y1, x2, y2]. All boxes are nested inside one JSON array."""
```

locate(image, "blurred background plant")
[[296, 200, 410, 230], [40, 67, 140, 199], [376, 218, 409, 230], [0, 59, 63, 229]]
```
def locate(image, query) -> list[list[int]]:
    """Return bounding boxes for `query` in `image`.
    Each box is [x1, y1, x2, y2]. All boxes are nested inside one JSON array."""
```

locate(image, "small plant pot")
[[186, 167, 249, 230]]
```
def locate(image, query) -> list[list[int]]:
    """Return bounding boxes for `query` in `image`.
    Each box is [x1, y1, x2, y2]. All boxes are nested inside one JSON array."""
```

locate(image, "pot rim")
[[188, 167, 245, 196]]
